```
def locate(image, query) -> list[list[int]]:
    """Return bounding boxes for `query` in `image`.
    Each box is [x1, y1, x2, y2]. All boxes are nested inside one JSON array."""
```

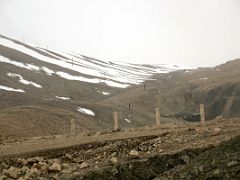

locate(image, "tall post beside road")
[[155, 108, 161, 127], [114, 112, 120, 131], [70, 118, 76, 135], [200, 104, 206, 126]]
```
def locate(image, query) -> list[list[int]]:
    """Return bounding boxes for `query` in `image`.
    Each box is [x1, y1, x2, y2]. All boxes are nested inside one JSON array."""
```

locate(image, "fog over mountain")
[[1, 0, 240, 68]]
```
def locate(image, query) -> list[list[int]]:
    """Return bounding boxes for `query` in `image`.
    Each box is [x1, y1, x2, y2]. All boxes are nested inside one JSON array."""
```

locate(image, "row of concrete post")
[[70, 104, 206, 135], [113, 104, 206, 131]]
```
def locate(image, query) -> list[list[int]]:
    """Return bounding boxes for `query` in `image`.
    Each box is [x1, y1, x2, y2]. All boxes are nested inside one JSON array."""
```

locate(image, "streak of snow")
[[55, 96, 70, 100], [0, 37, 189, 88], [200, 77, 208, 80], [77, 107, 95, 116], [0, 55, 40, 71], [0, 52, 130, 88], [56, 71, 129, 88], [7, 73, 42, 88], [0, 56, 129, 88], [0, 85, 25, 92], [43, 98, 53, 101], [125, 118, 131, 123], [42, 67, 55, 75], [97, 91, 111, 95]]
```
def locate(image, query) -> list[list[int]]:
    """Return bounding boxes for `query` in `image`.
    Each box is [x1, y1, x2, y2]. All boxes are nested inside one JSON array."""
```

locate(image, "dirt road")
[[0, 118, 239, 159]]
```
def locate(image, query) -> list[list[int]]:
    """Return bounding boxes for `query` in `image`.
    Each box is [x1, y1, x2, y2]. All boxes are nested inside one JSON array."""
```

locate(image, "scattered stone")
[[1, 162, 8, 169], [158, 149, 164, 153], [18, 177, 26, 180], [0, 175, 7, 180], [215, 116, 223, 121], [95, 155, 102, 160], [27, 157, 38, 164], [213, 169, 220, 175], [198, 165, 204, 172], [53, 174, 59, 180], [61, 168, 73, 174], [36, 161, 48, 169], [48, 162, 61, 172], [103, 152, 107, 157], [65, 153, 73, 160], [3, 166, 21, 179], [79, 162, 89, 169], [214, 127, 221, 133], [174, 138, 181, 143], [18, 158, 28, 166], [48, 159, 60, 165], [34, 157, 44, 162], [111, 152, 117, 157], [38, 162, 49, 175], [227, 161, 238, 167], [73, 172, 81, 176], [86, 149, 93, 153], [28, 167, 38, 177], [154, 137, 162, 143], [182, 155, 190, 164], [73, 157, 84, 163], [21, 166, 29, 174], [61, 163, 70, 169], [129, 149, 139, 158], [32, 163, 37, 169], [110, 157, 118, 165]]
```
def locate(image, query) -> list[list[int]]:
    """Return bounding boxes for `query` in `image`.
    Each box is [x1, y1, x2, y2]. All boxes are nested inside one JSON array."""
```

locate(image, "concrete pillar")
[[114, 112, 120, 131], [200, 104, 206, 125], [70, 118, 76, 135], [155, 108, 161, 127]]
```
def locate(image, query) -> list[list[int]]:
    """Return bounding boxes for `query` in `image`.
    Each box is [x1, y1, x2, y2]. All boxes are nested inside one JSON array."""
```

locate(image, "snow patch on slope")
[[0, 55, 40, 71], [77, 107, 95, 116], [7, 73, 42, 88], [97, 91, 111, 95], [55, 96, 70, 100], [42, 67, 55, 75], [0, 85, 25, 92], [0, 56, 130, 88], [0, 36, 189, 88]]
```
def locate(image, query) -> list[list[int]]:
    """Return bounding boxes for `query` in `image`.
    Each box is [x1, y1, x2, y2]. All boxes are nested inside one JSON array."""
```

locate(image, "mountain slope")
[[1, 34, 240, 141], [0, 34, 184, 139]]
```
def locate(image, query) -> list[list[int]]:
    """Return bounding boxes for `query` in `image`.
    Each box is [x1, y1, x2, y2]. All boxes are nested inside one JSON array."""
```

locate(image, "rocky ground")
[[0, 117, 239, 179]]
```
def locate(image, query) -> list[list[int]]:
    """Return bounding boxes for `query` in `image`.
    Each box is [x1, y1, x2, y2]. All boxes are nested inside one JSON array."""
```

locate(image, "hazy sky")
[[0, 0, 240, 68]]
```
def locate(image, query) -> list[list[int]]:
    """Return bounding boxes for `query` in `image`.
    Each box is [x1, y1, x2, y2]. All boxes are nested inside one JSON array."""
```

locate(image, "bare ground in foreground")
[[0, 117, 240, 179]]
